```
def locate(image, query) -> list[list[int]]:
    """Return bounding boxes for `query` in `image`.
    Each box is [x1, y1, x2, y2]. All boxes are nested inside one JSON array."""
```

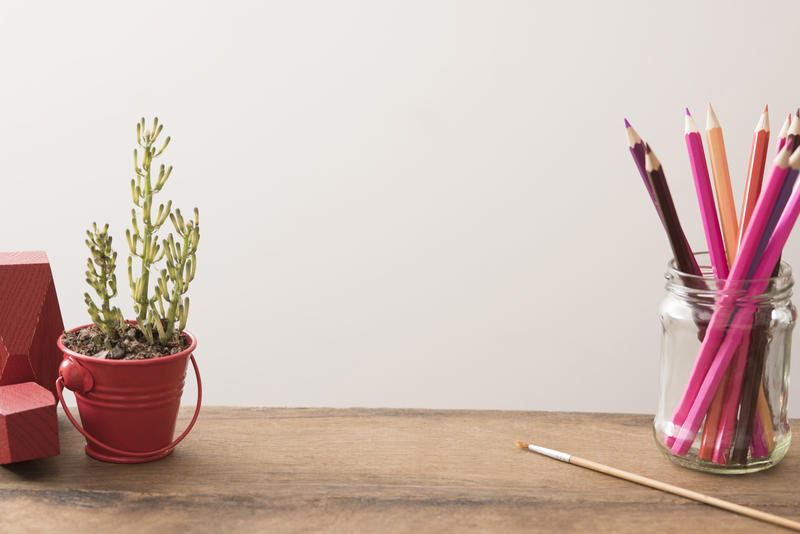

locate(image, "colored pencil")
[[625, 119, 657, 211], [756, 388, 775, 453], [699, 369, 728, 460], [706, 104, 739, 266], [711, 338, 750, 463], [516, 440, 800, 531], [776, 113, 791, 154], [750, 410, 769, 458], [739, 107, 771, 244], [671, 146, 799, 455], [643, 145, 702, 280], [786, 114, 800, 152], [685, 109, 729, 279], [709, 106, 771, 463]]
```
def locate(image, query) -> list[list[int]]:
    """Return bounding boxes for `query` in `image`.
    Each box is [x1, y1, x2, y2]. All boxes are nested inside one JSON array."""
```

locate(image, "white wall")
[[2, 0, 800, 412]]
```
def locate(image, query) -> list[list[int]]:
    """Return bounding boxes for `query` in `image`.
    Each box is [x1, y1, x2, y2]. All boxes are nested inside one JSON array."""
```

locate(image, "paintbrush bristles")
[[515, 440, 529, 449]]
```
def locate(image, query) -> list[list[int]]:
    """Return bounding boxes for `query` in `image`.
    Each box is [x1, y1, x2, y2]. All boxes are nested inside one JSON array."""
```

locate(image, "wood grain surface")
[[1, 407, 799, 533]]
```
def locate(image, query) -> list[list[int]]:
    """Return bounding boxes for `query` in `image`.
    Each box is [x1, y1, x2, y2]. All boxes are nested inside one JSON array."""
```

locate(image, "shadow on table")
[[2, 455, 61, 481]]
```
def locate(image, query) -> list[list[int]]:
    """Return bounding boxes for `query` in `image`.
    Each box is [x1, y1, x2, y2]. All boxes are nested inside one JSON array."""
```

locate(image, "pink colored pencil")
[[685, 109, 729, 279], [667, 146, 792, 446], [750, 408, 769, 459], [671, 147, 799, 455]]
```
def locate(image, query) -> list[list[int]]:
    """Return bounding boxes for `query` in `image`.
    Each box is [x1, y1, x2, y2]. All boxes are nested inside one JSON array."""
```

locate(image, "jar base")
[[652, 428, 791, 474]]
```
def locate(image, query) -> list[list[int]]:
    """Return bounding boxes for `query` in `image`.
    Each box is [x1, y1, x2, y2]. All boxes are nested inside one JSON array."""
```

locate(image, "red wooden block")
[[0, 252, 64, 396], [0, 382, 59, 463]]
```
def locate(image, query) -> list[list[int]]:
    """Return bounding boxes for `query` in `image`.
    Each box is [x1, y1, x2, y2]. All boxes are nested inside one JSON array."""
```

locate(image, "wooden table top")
[[1, 407, 799, 533]]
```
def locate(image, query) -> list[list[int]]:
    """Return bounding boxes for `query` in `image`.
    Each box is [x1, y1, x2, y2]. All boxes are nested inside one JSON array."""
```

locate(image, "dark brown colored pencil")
[[644, 145, 704, 283], [731, 305, 772, 463]]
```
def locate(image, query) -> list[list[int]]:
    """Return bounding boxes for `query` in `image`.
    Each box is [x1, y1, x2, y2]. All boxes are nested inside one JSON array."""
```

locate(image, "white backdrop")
[[2, 1, 800, 412]]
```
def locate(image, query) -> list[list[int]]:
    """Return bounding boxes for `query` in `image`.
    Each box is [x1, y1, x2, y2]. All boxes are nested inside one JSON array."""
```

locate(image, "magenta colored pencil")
[[685, 109, 729, 279], [671, 148, 799, 455], [750, 407, 769, 459], [667, 147, 792, 447]]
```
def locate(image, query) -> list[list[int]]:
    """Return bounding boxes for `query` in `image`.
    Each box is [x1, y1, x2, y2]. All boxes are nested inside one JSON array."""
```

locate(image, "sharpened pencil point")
[[516, 440, 529, 449], [764, 104, 768, 113], [685, 107, 691, 116], [624, 118, 631, 128], [706, 104, 720, 129]]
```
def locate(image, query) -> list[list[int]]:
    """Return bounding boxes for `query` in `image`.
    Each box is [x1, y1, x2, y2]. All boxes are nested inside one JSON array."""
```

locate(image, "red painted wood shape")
[[0, 381, 59, 463], [0, 252, 64, 396]]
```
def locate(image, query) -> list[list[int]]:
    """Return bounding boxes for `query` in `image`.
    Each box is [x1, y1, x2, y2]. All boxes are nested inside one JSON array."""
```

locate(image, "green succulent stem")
[[84, 223, 124, 342], [124, 117, 198, 345], [129, 118, 173, 344]]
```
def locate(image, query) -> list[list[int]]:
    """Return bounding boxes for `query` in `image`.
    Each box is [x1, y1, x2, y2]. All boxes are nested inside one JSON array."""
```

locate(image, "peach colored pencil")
[[698, 105, 742, 459], [706, 104, 739, 266]]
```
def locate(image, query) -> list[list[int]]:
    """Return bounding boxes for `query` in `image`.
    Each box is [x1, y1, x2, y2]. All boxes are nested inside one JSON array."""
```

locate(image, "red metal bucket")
[[55, 324, 202, 463]]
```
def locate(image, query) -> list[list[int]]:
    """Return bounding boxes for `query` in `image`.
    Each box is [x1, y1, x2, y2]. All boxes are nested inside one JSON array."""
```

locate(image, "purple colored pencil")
[[625, 119, 656, 208]]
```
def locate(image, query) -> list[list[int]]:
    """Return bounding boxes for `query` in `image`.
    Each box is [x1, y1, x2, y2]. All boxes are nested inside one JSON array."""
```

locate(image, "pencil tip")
[[685, 107, 691, 116], [764, 104, 769, 113], [516, 440, 529, 449], [624, 118, 631, 128], [706, 104, 720, 129]]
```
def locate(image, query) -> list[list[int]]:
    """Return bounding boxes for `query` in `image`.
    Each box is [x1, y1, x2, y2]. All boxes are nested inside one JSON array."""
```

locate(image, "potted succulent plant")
[[56, 118, 202, 463]]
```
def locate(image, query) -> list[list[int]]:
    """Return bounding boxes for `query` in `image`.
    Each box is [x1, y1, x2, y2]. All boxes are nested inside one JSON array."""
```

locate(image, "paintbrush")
[[515, 440, 800, 531]]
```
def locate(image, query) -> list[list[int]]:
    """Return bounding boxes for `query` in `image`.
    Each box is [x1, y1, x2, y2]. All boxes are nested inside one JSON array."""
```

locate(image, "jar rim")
[[666, 251, 793, 285]]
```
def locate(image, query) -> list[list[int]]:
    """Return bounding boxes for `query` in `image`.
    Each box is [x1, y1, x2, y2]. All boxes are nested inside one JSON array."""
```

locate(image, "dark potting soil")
[[61, 324, 186, 360]]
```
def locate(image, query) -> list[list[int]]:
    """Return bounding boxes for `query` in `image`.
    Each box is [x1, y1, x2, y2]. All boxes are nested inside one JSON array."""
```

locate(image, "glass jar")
[[653, 252, 796, 474]]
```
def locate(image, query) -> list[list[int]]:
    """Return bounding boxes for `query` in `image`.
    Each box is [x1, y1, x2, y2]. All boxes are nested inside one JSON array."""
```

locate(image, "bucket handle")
[[56, 354, 202, 458]]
